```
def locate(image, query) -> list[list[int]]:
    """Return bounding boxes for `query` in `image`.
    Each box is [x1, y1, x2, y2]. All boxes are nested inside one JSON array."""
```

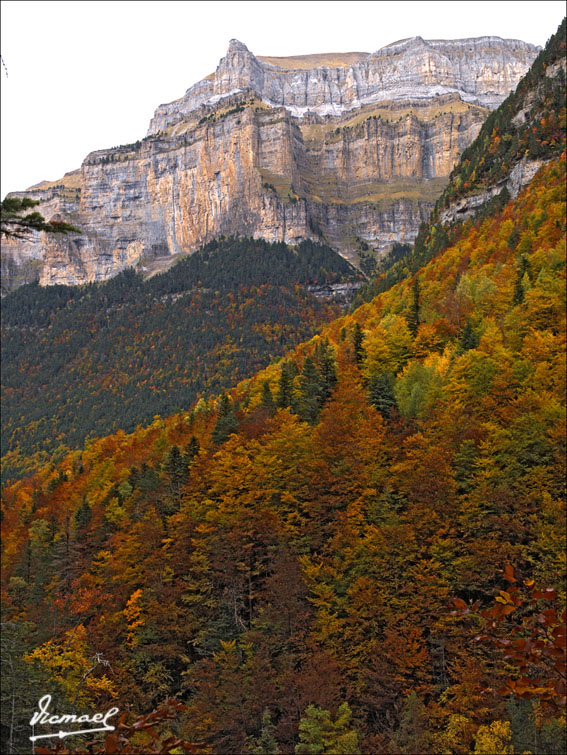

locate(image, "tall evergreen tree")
[[212, 394, 239, 444], [389, 692, 432, 754], [297, 356, 322, 424], [459, 319, 479, 351], [368, 371, 397, 419], [407, 277, 421, 338], [352, 322, 366, 366], [513, 255, 532, 305], [276, 363, 295, 409], [165, 445, 188, 501], [260, 380, 275, 413], [249, 709, 280, 755], [74, 497, 91, 539], [316, 338, 338, 402], [295, 703, 360, 755]]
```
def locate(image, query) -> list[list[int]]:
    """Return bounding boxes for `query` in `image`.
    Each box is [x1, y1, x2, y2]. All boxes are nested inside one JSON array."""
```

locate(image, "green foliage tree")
[[0, 621, 65, 755], [276, 362, 296, 409], [0, 197, 80, 239], [249, 709, 280, 754], [295, 703, 360, 755], [74, 496, 91, 538], [389, 692, 433, 754], [459, 319, 479, 351], [513, 255, 532, 305], [407, 277, 421, 338], [260, 380, 275, 413], [315, 338, 338, 402], [212, 394, 239, 444], [165, 445, 188, 502], [352, 322, 366, 366], [296, 356, 322, 425], [183, 436, 200, 466], [368, 371, 397, 419]]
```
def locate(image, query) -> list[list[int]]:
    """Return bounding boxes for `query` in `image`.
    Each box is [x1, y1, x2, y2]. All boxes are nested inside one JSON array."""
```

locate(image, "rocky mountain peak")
[[226, 38, 251, 54], [146, 34, 539, 132]]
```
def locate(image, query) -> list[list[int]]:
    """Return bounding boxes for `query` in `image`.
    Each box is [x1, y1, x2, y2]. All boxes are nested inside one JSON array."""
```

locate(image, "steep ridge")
[[1, 36, 538, 293], [1, 22, 565, 755]]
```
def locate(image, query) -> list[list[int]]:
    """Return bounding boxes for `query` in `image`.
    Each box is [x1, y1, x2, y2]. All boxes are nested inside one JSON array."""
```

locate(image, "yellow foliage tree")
[[473, 720, 514, 754], [25, 624, 115, 707]]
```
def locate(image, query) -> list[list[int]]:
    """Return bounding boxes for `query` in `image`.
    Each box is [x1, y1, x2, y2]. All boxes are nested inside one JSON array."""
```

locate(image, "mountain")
[[1, 20, 565, 755], [0, 36, 539, 293]]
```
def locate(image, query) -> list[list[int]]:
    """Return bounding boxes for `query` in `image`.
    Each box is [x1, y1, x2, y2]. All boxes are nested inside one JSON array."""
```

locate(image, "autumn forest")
[[1, 18, 566, 755]]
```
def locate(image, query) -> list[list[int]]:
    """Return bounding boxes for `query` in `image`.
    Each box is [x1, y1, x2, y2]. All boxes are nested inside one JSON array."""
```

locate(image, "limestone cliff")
[[148, 36, 539, 130], [1, 36, 539, 292]]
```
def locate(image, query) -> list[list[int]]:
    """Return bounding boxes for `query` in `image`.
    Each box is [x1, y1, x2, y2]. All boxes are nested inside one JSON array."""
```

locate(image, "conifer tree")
[[165, 445, 188, 500], [316, 338, 338, 402], [389, 692, 432, 754], [0, 197, 80, 239], [249, 709, 280, 754], [212, 394, 238, 443], [277, 363, 295, 409], [74, 497, 91, 538], [513, 255, 532, 305], [352, 322, 365, 365], [260, 380, 275, 413], [407, 278, 421, 338], [368, 371, 397, 419], [297, 356, 322, 424], [459, 319, 479, 351]]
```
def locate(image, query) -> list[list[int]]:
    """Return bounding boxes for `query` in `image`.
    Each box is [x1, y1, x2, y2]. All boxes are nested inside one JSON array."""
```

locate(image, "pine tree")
[[74, 497, 91, 539], [297, 356, 322, 424], [389, 692, 432, 754], [212, 394, 238, 443], [0, 197, 81, 239], [407, 278, 421, 338], [165, 445, 188, 501], [513, 255, 531, 305], [260, 380, 275, 413], [316, 339, 338, 402], [352, 322, 365, 365], [368, 372, 397, 419], [276, 362, 295, 409], [459, 319, 478, 351], [249, 709, 280, 754]]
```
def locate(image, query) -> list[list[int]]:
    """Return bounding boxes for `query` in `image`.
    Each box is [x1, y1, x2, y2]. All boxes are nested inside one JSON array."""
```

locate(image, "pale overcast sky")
[[1, 0, 565, 196]]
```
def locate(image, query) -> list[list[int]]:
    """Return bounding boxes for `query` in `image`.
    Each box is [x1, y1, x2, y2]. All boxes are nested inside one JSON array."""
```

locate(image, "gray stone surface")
[[148, 36, 539, 133]]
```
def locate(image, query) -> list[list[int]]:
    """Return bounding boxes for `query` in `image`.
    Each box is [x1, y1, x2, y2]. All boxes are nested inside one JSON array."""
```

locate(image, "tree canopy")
[[0, 196, 80, 239]]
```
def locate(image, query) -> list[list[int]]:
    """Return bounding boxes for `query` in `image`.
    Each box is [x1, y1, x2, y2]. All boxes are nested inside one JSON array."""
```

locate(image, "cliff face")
[[1, 36, 539, 291], [148, 36, 539, 130]]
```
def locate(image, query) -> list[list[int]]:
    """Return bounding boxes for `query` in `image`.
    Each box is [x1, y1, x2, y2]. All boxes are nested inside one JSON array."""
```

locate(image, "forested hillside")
[[2, 145, 565, 755], [1, 238, 358, 482]]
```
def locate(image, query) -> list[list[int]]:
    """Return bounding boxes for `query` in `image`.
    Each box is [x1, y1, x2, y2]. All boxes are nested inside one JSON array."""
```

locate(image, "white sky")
[[1, 0, 565, 197]]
